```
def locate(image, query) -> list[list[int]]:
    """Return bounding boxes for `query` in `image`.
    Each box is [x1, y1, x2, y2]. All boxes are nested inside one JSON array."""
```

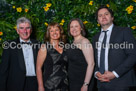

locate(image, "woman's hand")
[[81, 85, 88, 91], [38, 86, 45, 91]]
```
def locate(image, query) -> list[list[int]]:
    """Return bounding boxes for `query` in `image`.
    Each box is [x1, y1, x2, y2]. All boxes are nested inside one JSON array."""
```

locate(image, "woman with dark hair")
[[36, 23, 68, 91], [67, 18, 95, 91]]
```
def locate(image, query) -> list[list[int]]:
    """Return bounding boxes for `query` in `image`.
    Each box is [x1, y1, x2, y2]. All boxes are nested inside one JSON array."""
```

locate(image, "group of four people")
[[0, 5, 136, 91]]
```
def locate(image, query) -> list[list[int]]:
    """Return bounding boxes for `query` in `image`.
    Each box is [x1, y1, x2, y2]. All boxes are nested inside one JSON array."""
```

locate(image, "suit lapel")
[[95, 26, 118, 70], [31, 39, 37, 72], [95, 32, 101, 65], [108, 25, 118, 53], [16, 38, 26, 73], [108, 26, 118, 67], [109, 25, 118, 44], [33, 45, 37, 70]]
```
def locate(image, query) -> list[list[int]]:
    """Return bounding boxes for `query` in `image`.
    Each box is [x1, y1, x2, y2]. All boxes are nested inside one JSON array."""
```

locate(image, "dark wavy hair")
[[95, 5, 114, 20], [67, 18, 86, 37], [44, 22, 66, 44]]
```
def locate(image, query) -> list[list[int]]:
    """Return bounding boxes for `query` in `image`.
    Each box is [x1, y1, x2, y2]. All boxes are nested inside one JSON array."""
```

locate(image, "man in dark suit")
[[92, 5, 136, 91], [0, 17, 39, 91]]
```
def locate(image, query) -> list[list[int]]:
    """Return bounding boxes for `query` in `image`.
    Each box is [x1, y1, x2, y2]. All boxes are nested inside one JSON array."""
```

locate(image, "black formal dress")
[[43, 46, 68, 91], [67, 45, 94, 91]]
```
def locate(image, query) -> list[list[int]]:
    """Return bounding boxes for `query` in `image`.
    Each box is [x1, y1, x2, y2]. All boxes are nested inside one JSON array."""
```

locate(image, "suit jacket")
[[0, 38, 39, 91], [92, 25, 136, 88]]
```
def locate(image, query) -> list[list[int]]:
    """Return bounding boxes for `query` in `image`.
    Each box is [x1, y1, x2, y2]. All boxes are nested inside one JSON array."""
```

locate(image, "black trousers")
[[129, 86, 136, 91], [98, 87, 129, 91], [98, 84, 129, 91], [45, 87, 68, 91], [24, 76, 38, 91]]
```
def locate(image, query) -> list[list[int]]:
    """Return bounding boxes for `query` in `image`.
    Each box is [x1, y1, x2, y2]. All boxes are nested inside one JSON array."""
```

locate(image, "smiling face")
[[97, 8, 114, 28], [70, 20, 82, 37], [17, 22, 32, 41], [49, 26, 61, 41]]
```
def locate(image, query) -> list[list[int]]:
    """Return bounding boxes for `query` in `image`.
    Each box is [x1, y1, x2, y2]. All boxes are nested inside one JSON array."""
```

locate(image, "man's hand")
[[96, 72, 110, 82], [103, 71, 116, 80]]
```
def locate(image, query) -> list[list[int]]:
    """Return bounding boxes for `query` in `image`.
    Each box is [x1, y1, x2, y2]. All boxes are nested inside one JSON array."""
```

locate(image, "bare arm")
[[81, 38, 95, 91], [36, 44, 47, 91]]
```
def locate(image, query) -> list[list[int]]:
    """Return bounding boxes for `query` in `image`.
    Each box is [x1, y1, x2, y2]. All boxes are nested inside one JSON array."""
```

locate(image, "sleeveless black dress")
[[67, 46, 94, 91], [43, 46, 68, 91]]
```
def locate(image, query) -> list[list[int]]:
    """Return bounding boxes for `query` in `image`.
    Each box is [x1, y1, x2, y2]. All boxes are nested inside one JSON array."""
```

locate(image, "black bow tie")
[[21, 42, 31, 45]]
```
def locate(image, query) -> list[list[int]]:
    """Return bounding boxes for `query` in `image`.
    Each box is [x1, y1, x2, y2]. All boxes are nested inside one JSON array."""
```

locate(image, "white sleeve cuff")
[[94, 71, 99, 79], [112, 71, 119, 78]]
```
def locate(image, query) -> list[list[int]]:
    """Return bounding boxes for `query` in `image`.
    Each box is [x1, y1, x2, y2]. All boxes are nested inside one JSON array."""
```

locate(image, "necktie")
[[99, 31, 108, 74]]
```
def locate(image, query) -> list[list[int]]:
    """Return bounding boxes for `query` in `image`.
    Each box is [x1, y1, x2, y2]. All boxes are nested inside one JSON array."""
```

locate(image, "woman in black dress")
[[67, 18, 95, 91], [36, 23, 68, 91]]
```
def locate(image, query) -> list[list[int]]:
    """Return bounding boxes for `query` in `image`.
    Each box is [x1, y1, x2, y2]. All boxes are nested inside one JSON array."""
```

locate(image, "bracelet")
[[83, 82, 89, 86]]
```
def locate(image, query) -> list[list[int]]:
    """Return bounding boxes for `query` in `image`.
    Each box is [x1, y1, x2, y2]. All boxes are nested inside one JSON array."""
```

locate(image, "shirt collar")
[[101, 24, 114, 32], [20, 38, 31, 43]]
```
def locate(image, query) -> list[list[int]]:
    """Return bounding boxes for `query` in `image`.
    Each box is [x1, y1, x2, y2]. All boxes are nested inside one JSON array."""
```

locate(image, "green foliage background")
[[0, 0, 136, 61]]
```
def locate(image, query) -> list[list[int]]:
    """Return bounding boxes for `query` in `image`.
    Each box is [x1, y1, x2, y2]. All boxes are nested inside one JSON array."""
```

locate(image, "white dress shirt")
[[97, 24, 119, 78], [20, 38, 36, 76]]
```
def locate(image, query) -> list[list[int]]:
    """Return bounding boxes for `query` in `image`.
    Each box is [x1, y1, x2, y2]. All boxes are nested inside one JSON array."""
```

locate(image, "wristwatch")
[[83, 82, 89, 86]]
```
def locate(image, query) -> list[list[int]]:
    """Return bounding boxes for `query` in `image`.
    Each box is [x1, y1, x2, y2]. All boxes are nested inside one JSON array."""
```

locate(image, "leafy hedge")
[[0, 0, 136, 60]]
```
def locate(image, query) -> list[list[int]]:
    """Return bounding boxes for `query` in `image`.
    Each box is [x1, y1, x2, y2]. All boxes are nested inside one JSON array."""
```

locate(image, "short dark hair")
[[44, 22, 66, 44], [67, 18, 86, 37], [95, 5, 114, 20]]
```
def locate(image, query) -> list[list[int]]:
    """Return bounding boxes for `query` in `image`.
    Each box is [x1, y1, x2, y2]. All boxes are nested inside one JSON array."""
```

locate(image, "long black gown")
[[67, 45, 94, 91], [43, 46, 68, 91]]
